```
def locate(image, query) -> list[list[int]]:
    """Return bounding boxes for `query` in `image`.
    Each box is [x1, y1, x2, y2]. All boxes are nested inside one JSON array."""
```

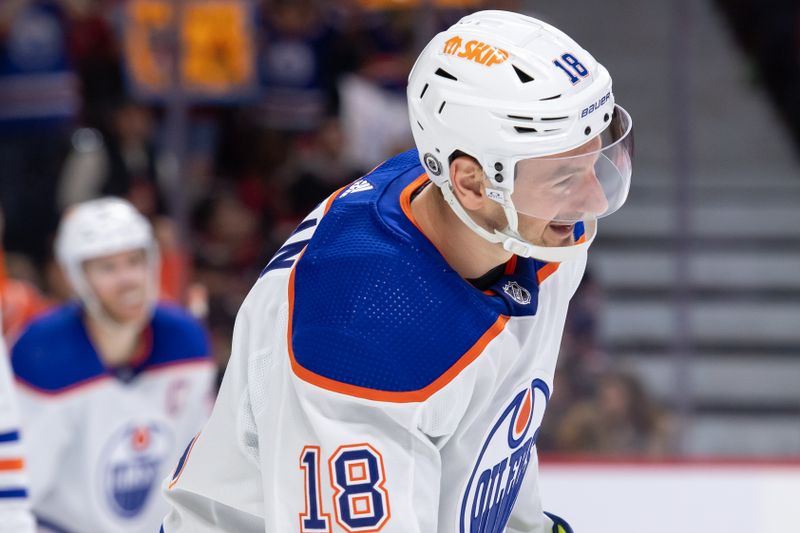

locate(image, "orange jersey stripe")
[[398, 173, 430, 234], [504, 255, 518, 276], [536, 262, 560, 284], [0, 458, 24, 472], [325, 184, 349, 214], [400, 173, 473, 267]]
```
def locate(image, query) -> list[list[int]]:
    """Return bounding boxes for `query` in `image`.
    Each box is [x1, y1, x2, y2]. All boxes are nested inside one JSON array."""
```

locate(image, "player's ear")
[[449, 156, 487, 212]]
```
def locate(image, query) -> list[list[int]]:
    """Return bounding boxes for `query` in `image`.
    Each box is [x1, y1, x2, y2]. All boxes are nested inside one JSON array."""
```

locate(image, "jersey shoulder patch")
[[11, 304, 106, 394], [289, 152, 507, 402]]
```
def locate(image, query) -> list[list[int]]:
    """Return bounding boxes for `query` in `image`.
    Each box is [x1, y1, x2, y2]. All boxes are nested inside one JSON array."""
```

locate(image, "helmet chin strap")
[[440, 183, 596, 263]]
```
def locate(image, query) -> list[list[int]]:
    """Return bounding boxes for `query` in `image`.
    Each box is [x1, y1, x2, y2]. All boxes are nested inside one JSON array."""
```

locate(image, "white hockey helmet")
[[55, 197, 160, 318], [407, 10, 634, 262]]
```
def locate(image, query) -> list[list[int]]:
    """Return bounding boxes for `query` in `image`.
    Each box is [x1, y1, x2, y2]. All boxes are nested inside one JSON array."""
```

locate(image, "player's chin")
[[106, 302, 149, 325]]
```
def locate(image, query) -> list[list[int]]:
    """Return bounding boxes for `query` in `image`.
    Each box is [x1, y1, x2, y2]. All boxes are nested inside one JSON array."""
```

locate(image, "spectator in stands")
[[285, 117, 365, 215], [57, 99, 165, 215], [554, 369, 673, 456], [256, 0, 341, 131], [56, 97, 200, 302], [336, 9, 416, 169], [189, 188, 266, 370], [62, 0, 125, 127], [0, 0, 79, 263]]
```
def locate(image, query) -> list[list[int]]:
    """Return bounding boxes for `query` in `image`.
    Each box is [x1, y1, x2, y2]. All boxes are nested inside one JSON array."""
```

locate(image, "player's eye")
[[98, 261, 117, 273], [128, 254, 145, 267], [552, 174, 576, 189]]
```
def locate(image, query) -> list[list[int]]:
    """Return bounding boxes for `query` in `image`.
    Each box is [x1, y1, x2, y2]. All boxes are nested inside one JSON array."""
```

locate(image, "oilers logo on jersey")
[[100, 422, 174, 519], [460, 379, 550, 533]]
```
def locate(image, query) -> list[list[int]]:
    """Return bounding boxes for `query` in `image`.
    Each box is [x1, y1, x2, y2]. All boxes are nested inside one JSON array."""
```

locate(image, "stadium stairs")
[[542, 0, 800, 456]]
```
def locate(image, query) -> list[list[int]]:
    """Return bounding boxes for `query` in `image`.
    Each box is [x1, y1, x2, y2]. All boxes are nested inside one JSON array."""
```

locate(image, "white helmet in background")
[[407, 10, 634, 262], [55, 197, 160, 320]]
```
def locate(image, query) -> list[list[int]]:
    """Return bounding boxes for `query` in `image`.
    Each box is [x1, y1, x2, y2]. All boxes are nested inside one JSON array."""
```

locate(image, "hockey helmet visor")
[[510, 105, 633, 224]]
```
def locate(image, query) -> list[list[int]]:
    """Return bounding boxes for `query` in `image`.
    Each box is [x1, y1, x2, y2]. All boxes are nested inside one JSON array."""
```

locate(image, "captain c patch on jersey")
[[459, 379, 550, 533]]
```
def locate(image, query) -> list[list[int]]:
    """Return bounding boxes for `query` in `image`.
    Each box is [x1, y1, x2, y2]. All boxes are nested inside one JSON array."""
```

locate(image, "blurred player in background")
[[0, 207, 38, 532], [0, 310, 35, 533], [10, 198, 215, 533], [163, 10, 633, 533]]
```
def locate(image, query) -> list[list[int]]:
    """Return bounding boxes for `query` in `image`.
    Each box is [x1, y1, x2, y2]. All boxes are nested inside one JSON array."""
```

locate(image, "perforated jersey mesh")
[[238, 390, 260, 465], [291, 153, 503, 393]]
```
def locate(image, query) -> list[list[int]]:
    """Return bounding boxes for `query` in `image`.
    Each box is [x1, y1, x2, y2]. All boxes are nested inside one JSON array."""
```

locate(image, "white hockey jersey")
[[11, 303, 215, 533], [162, 150, 587, 533], [0, 309, 35, 533]]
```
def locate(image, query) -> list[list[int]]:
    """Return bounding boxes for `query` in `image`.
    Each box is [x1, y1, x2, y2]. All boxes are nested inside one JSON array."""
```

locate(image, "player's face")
[[509, 136, 608, 247], [83, 249, 150, 324]]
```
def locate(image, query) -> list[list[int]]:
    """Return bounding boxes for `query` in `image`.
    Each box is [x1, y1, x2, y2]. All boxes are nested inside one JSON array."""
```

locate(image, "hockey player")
[[0, 307, 35, 533], [11, 198, 215, 532], [162, 10, 634, 533], [0, 208, 37, 533]]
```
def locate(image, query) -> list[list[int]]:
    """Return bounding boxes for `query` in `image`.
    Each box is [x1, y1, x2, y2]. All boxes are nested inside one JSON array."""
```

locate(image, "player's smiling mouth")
[[547, 222, 575, 237]]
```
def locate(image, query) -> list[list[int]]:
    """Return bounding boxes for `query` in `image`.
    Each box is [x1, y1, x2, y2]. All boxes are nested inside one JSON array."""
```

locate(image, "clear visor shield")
[[511, 105, 634, 224]]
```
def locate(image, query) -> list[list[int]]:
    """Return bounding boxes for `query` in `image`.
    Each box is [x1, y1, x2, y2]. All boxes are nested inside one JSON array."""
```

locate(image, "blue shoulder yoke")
[[290, 150, 533, 395], [12, 303, 210, 393]]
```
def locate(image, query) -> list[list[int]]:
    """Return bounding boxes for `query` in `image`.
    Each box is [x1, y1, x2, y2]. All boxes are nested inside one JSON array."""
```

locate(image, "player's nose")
[[575, 169, 608, 217], [117, 264, 146, 287]]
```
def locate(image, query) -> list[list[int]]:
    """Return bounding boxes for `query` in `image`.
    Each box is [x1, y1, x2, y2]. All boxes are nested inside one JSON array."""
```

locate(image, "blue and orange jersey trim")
[[0, 488, 27, 499], [168, 432, 201, 490], [0, 458, 25, 473], [0, 430, 20, 443], [0, 429, 27, 501], [285, 149, 579, 403], [286, 153, 514, 403], [535, 221, 586, 284], [287, 259, 509, 403], [12, 303, 211, 396]]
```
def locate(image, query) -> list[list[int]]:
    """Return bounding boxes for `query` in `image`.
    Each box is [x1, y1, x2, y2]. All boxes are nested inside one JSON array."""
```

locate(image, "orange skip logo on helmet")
[[443, 35, 509, 67]]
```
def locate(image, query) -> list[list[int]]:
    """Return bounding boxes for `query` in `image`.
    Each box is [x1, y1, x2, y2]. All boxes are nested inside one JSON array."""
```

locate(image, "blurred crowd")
[[0, 0, 672, 457], [538, 274, 674, 456]]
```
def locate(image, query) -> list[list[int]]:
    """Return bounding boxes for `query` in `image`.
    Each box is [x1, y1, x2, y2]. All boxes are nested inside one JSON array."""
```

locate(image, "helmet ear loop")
[[441, 181, 505, 245], [146, 244, 161, 310], [487, 188, 526, 244], [69, 263, 107, 322], [441, 178, 594, 261], [500, 192, 521, 239], [492, 192, 543, 258]]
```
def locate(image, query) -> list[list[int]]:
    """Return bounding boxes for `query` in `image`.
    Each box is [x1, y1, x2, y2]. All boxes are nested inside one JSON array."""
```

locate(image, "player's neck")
[[410, 184, 512, 280], [84, 314, 146, 369]]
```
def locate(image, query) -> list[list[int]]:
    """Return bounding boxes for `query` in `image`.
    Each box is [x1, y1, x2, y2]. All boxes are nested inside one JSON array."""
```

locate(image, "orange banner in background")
[[357, 0, 483, 9], [124, 0, 256, 100]]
